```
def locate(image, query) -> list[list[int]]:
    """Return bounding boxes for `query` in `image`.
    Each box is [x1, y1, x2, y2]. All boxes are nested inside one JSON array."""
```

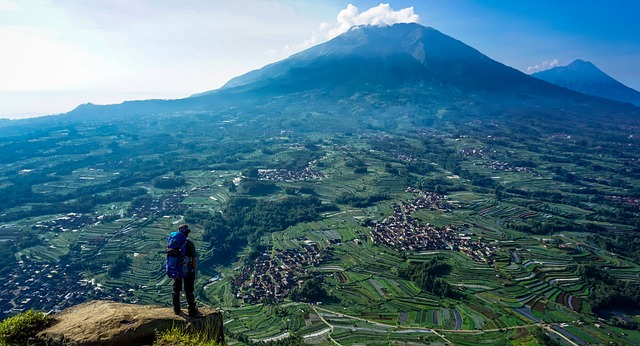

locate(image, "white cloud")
[[526, 58, 559, 73], [0, 0, 20, 11], [302, 3, 420, 48]]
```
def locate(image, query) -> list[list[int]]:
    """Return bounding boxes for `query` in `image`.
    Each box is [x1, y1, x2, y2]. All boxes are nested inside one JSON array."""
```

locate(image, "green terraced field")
[[3, 116, 640, 346]]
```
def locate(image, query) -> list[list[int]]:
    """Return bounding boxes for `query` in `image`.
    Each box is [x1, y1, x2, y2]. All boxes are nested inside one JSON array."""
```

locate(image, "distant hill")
[[532, 59, 640, 106]]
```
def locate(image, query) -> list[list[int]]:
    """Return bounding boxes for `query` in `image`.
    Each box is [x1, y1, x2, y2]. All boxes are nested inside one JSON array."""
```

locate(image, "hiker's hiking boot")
[[173, 308, 181, 315], [188, 309, 202, 318]]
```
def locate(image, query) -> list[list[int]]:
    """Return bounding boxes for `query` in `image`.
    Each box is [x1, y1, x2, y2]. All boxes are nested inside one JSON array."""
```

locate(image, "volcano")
[[200, 23, 568, 98], [532, 59, 640, 106]]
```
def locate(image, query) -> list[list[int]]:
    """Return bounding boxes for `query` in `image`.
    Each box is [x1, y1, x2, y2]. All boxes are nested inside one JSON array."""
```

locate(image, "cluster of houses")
[[258, 162, 324, 182], [485, 161, 533, 173], [460, 147, 494, 159], [34, 213, 98, 233], [404, 187, 452, 211], [232, 242, 326, 304], [371, 188, 495, 262], [394, 153, 418, 163], [549, 133, 573, 140], [0, 259, 119, 317], [460, 148, 534, 174], [129, 192, 187, 218]]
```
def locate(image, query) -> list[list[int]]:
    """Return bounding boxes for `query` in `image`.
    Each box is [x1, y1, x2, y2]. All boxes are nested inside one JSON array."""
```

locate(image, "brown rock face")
[[37, 300, 224, 346]]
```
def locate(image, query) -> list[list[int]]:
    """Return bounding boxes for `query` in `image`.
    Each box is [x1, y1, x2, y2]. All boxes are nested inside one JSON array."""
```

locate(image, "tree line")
[[187, 196, 335, 266], [578, 264, 640, 329], [398, 257, 455, 298], [588, 232, 640, 263]]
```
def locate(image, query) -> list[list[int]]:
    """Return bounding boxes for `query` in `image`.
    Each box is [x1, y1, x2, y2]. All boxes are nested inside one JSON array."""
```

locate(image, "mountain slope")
[[207, 23, 561, 97], [532, 59, 640, 105]]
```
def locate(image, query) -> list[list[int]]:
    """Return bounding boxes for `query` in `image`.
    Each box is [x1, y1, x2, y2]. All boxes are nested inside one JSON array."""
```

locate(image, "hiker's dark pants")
[[172, 271, 196, 312]]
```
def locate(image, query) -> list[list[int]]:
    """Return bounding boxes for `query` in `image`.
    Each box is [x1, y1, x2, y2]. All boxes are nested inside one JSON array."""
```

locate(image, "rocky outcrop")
[[36, 300, 224, 345]]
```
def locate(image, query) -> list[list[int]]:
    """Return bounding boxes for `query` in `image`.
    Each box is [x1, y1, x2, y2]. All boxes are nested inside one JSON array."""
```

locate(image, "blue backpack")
[[166, 231, 188, 279]]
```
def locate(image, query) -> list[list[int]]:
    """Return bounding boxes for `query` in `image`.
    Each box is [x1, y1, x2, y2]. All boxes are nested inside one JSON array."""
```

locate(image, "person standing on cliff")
[[171, 224, 200, 317]]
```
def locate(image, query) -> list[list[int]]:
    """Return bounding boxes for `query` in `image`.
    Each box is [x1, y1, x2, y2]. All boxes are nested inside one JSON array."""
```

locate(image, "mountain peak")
[[209, 22, 555, 99], [568, 59, 591, 66], [533, 59, 640, 105], [565, 59, 608, 77]]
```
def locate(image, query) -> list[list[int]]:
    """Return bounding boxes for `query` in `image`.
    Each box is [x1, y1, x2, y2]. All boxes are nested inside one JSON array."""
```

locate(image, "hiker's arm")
[[191, 257, 197, 272]]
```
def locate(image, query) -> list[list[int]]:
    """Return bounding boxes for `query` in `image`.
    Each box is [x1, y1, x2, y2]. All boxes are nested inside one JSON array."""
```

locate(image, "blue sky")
[[1, 1, 639, 118]]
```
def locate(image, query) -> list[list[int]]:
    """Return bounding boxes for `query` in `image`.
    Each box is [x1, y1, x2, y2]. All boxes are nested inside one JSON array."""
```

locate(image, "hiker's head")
[[178, 224, 191, 236]]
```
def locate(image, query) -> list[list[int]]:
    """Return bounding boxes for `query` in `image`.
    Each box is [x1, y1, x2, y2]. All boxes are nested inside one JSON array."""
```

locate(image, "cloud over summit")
[[332, 3, 420, 35], [303, 3, 420, 48]]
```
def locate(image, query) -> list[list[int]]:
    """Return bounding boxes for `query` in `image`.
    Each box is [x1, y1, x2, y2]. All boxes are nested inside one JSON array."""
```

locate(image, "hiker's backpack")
[[166, 231, 188, 279]]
